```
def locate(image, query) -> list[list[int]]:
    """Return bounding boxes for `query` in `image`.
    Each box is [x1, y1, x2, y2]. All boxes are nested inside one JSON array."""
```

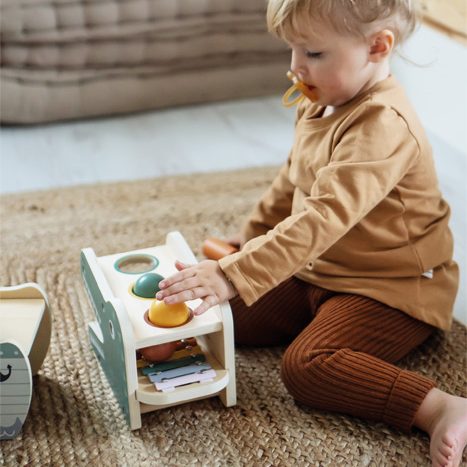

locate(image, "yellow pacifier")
[[282, 70, 319, 107]]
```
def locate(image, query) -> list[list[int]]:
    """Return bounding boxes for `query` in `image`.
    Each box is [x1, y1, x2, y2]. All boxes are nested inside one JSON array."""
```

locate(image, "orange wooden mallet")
[[202, 237, 239, 260]]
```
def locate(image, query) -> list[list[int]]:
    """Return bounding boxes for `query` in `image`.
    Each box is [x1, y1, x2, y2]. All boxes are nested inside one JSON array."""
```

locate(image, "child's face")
[[287, 21, 380, 107]]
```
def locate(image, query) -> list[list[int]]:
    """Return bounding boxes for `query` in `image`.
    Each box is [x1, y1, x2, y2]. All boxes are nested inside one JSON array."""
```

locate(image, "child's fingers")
[[159, 268, 195, 289], [156, 278, 203, 299], [175, 260, 191, 271], [193, 295, 218, 315], [161, 286, 211, 305], [156, 277, 208, 303]]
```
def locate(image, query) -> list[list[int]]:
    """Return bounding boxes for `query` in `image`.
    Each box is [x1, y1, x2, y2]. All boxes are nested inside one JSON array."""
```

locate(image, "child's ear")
[[368, 29, 394, 62]]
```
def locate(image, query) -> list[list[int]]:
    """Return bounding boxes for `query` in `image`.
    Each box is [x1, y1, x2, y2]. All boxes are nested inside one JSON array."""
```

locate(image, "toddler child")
[[157, 1, 467, 465]]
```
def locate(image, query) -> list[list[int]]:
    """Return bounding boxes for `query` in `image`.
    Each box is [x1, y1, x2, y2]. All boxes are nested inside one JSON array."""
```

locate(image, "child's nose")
[[290, 51, 307, 81]]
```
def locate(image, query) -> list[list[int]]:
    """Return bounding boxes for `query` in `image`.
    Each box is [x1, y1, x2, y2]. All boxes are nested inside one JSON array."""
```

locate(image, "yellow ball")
[[148, 300, 190, 327]]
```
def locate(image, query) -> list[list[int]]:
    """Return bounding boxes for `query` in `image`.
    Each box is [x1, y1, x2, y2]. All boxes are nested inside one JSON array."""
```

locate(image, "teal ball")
[[133, 272, 164, 298]]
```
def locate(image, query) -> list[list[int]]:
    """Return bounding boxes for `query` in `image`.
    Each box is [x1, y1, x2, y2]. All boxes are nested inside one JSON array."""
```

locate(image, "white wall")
[[392, 25, 467, 325]]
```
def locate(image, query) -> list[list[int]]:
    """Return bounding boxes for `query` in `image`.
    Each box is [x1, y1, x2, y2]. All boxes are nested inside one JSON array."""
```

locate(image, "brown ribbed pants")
[[230, 276, 436, 432]]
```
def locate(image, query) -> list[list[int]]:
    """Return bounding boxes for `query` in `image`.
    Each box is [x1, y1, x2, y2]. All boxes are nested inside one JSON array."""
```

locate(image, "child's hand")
[[156, 260, 237, 316]]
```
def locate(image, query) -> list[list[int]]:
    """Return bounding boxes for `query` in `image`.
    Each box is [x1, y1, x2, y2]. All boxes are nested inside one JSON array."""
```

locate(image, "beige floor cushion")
[[1, 0, 290, 124]]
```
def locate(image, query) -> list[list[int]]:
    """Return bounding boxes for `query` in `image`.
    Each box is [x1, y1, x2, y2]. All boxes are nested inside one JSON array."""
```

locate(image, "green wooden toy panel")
[[81, 251, 131, 426]]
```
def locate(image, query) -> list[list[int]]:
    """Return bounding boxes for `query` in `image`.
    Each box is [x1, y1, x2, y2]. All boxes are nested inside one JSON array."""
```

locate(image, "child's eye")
[[305, 51, 323, 59]]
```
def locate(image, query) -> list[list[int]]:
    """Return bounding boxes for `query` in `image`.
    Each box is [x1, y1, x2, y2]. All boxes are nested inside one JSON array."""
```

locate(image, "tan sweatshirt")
[[219, 76, 458, 330]]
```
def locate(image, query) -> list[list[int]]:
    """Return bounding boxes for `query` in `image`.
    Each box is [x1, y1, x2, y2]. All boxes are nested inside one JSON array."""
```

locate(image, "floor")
[[0, 93, 465, 325], [0, 96, 294, 193]]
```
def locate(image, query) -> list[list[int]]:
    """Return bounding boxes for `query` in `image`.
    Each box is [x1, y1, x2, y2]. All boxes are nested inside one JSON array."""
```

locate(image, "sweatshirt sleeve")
[[219, 104, 420, 305], [242, 154, 295, 241], [241, 102, 310, 241]]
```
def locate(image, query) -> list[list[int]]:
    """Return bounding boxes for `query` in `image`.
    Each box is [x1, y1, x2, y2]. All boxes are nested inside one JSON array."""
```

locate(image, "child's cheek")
[[327, 74, 347, 94]]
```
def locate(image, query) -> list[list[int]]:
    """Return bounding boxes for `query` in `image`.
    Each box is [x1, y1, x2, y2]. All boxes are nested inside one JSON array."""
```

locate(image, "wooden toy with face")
[[0, 342, 32, 440]]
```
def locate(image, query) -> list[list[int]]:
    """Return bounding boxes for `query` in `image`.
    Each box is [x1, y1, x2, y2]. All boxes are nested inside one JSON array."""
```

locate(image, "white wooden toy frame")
[[80, 231, 236, 430]]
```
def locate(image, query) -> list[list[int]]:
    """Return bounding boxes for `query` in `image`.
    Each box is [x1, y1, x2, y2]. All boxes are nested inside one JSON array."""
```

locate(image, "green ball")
[[133, 272, 164, 298]]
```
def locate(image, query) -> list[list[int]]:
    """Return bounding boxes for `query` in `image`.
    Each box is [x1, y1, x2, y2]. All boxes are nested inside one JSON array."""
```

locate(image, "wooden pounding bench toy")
[[80, 231, 236, 430], [0, 283, 51, 439]]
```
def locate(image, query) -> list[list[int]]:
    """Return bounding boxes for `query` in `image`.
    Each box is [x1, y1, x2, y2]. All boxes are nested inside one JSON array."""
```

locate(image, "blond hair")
[[267, 0, 419, 46]]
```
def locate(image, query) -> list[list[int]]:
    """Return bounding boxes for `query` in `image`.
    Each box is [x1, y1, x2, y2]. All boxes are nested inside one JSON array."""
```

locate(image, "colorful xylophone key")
[[141, 353, 206, 375], [154, 370, 216, 392], [148, 362, 212, 383]]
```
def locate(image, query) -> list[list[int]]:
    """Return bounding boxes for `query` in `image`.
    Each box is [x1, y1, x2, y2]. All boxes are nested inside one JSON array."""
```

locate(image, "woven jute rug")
[[1, 167, 466, 467]]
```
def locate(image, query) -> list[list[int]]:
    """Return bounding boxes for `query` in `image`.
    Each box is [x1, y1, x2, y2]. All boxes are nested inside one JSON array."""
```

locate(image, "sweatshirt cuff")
[[218, 254, 258, 306]]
